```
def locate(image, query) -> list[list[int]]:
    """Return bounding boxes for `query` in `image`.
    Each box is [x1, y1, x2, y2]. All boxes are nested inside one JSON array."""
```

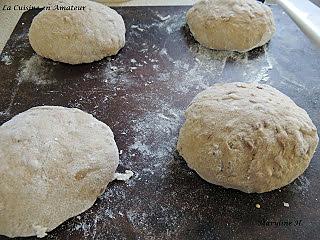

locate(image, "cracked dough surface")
[[177, 82, 318, 193], [186, 0, 276, 52], [0, 106, 119, 238], [29, 0, 126, 64]]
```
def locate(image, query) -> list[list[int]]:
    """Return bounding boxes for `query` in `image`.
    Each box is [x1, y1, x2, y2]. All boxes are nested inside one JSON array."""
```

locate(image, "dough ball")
[[29, 0, 126, 64], [177, 83, 318, 193], [186, 0, 276, 52], [0, 106, 119, 238]]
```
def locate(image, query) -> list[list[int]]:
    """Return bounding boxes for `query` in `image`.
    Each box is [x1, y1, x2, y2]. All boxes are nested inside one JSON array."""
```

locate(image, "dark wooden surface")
[[0, 5, 320, 240]]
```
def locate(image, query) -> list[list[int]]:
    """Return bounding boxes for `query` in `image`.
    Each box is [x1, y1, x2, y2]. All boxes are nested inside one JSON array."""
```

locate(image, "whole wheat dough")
[[186, 0, 276, 52], [0, 106, 119, 238], [177, 83, 318, 193], [28, 0, 126, 64]]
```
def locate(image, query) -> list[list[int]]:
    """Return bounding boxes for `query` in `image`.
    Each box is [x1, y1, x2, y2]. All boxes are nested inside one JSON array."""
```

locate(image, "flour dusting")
[[17, 55, 55, 85], [130, 11, 184, 35], [128, 104, 183, 162], [291, 175, 310, 195], [1, 53, 12, 65], [114, 170, 134, 181]]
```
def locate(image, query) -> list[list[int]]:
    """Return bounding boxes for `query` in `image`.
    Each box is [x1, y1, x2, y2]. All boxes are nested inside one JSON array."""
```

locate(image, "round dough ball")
[[0, 106, 119, 238], [29, 0, 126, 64], [186, 0, 276, 52], [177, 83, 318, 193]]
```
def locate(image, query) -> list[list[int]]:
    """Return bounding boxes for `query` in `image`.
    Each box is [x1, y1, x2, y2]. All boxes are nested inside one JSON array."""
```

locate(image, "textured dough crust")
[[29, 0, 126, 64], [0, 106, 119, 238], [177, 83, 318, 193], [186, 0, 276, 52]]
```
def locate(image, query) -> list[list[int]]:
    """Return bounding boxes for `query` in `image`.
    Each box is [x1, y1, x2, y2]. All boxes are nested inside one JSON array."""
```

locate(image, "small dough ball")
[[177, 83, 318, 193], [186, 0, 276, 52], [0, 106, 119, 238], [29, 0, 126, 64]]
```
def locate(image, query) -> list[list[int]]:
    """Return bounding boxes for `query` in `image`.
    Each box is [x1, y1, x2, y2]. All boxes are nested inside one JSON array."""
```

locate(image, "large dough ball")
[[29, 0, 126, 64], [0, 106, 119, 238], [186, 0, 276, 52], [177, 83, 318, 193]]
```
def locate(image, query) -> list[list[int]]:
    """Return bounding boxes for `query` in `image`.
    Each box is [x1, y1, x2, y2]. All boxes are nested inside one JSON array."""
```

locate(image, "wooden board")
[[0, 5, 320, 240]]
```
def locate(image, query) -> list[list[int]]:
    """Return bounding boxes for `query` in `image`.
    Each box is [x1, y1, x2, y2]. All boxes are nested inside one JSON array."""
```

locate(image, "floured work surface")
[[0, 5, 320, 240]]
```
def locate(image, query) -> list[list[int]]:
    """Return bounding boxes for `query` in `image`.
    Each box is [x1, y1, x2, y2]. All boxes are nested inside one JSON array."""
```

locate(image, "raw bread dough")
[[177, 83, 318, 193], [28, 0, 126, 64], [0, 106, 119, 238], [186, 0, 276, 52]]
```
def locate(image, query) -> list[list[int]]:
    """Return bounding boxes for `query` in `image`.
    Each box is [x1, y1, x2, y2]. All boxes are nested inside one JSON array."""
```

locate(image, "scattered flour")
[[241, 47, 273, 83], [130, 11, 185, 35], [0, 53, 12, 65], [283, 202, 290, 207], [17, 55, 55, 85], [291, 175, 310, 195], [128, 104, 183, 162], [155, 13, 171, 21], [114, 170, 134, 181]]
